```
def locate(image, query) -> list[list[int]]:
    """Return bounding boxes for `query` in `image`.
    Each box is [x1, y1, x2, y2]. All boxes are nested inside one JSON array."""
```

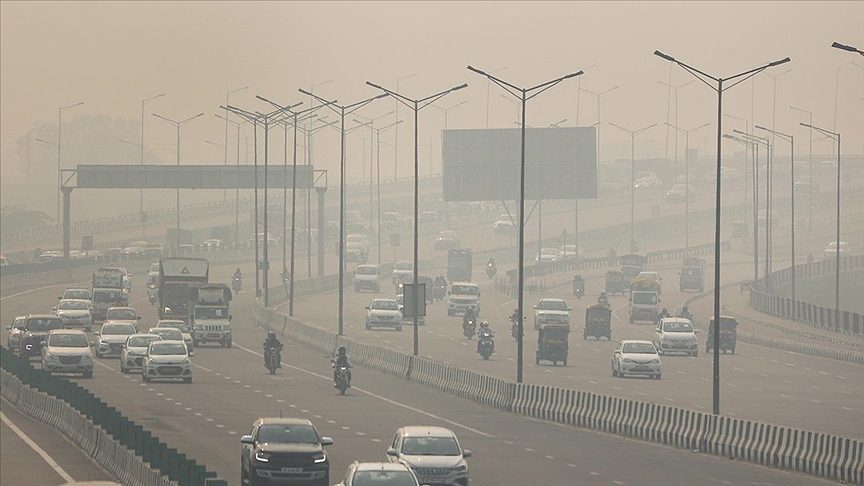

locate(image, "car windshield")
[[151, 329, 182, 340], [195, 307, 228, 319], [65, 290, 90, 299], [27, 318, 63, 331], [347, 235, 364, 243], [257, 424, 320, 444], [681, 267, 701, 277], [538, 300, 567, 311], [149, 343, 186, 356], [128, 336, 160, 348], [352, 471, 417, 486], [150, 264, 160, 272], [438, 232, 455, 239], [102, 324, 136, 335], [160, 321, 191, 333], [664, 321, 694, 332], [622, 343, 657, 354], [356, 266, 377, 275], [372, 300, 399, 311], [401, 436, 461, 456], [59, 301, 88, 310], [107, 309, 136, 320], [48, 333, 89, 347], [451, 285, 478, 296], [638, 273, 658, 280], [394, 262, 413, 271], [632, 292, 658, 305]]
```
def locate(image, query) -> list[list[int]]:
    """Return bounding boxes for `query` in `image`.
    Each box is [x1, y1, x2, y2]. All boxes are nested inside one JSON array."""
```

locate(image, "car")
[[636, 271, 662, 293], [202, 239, 223, 251], [335, 462, 421, 486], [105, 248, 123, 262], [823, 241, 850, 259], [346, 234, 370, 263], [493, 220, 516, 236], [59, 287, 92, 302], [0, 254, 9, 266], [611, 340, 662, 379], [381, 212, 406, 230], [419, 211, 439, 223], [391, 261, 414, 286], [354, 264, 380, 293], [654, 318, 698, 356], [535, 248, 562, 264], [434, 230, 461, 250], [104, 306, 141, 327], [385, 426, 471, 486], [533, 298, 572, 330], [142, 340, 192, 383], [148, 327, 184, 343], [559, 244, 582, 261], [54, 299, 93, 331], [15, 314, 65, 358], [94, 322, 138, 358], [665, 184, 695, 203], [634, 176, 662, 189], [40, 329, 94, 378], [155, 319, 194, 354], [142, 246, 164, 259], [6, 316, 28, 352], [365, 299, 403, 331], [720, 167, 743, 180], [794, 179, 819, 194], [123, 246, 145, 258], [120, 334, 163, 374], [240, 417, 333, 486]]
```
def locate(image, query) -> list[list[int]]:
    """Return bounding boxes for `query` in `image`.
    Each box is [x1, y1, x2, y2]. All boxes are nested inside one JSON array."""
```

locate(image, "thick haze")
[[1, 1, 863, 214]]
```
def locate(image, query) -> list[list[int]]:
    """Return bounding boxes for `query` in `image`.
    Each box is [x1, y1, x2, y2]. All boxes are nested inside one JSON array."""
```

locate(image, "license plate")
[[423, 479, 446, 484], [634, 366, 650, 371], [281, 467, 302, 473], [208, 333, 221, 338]]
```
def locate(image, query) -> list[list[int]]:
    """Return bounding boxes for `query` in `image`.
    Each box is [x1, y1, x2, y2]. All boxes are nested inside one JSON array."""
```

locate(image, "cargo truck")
[[188, 283, 233, 348], [91, 267, 129, 323], [447, 248, 473, 283], [158, 258, 209, 322], [679, 257, 706, 292]]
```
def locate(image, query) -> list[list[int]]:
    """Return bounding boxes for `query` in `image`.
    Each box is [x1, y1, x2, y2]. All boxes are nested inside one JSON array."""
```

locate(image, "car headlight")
[[451, 463, 467, 472], [254, 451, 270, 463], [99, 340, 109, 345], [44, 352, 54, 359], [182, 358, 191, 365], [312, 452, 327, 464], [651, 358, 661, 364]]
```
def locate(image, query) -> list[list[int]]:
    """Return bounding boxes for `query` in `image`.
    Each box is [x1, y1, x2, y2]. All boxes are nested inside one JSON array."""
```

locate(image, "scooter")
[[232, 276, 242, 293], [573, 281, 585, 299], [485, 263, 497, 278], [264, 344, 282, 375], [463, 317, 477, 339], [147, 285, 158, 305], [333, 364, 350, 395], [478, 330, 495, 360]]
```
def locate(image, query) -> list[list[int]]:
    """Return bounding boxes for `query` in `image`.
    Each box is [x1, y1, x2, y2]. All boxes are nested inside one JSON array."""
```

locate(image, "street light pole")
[[355, 111, 395, 233], [394, 73, 419, 181], [756, 125, 795, 300], [366, 80, 468, 357], [736, 130, 772, 291], [140, 94, 165, 238], [580, 86, 619, 167], [432, 100, 468, 131], [57, 102, 84, 226], [467, 65, 584, 383], [153, 112, 205, 256], [658, 80, 693, 173], [655, 49, 790, 416], [610, 122, 656, 251], [790, 106, 813, 227], [215, 113, 249, 247], [801, 122, 841, 320], [666, 122, 710, 250], [724, 113, 751, 233], [723, 134, 760, 283], [486, 67, 508, 128], [224, 87, 249, 202]]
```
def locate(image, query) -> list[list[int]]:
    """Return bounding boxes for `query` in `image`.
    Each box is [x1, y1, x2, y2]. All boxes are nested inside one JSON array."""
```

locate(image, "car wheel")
[[142, 373, 150, 383], [120, 364, 127, 374], [693, 351, 698, 357], [83, 370, 93, 379], [226, 339, 232, 348], [396, 326, 403, 332], [611, 363, 618, 377], [655, 373, 662, 380]]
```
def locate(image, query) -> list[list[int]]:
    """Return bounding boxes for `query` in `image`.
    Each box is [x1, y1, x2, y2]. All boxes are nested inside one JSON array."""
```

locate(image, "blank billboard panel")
[[442, 127, 597, 201]]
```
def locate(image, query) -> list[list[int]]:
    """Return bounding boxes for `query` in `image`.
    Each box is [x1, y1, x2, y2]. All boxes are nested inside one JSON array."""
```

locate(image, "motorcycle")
[[333, 364, 350, 395], [485, 263, 497, 278], [232, 276, 242, 293], [478, 330, 495, 360], [462, 317, 477, 339], [573, 281, 585, 299], [433, 282, 447, 302], [264, 344, 283, 375], [147, 285, 158, 305]]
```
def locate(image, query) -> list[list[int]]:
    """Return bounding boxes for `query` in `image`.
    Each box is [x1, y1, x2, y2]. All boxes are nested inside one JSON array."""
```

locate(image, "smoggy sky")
[[2, 1, 863, 182]]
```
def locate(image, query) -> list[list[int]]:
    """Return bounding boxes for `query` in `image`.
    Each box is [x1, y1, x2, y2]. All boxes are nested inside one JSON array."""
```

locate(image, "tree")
[[0, 205, 52, 235]]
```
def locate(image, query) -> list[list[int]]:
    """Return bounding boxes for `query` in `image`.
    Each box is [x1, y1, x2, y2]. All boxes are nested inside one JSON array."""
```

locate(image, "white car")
[[94, 322, 138, 358], [385, 426, 471, 486], [354, 264, 380, 293], [823, 241, 850, 259], [611, 340, 662, 379], [535, 248, 562, 264], [493, 220, 516, 235], [155, 320, 195, 354], [365, 299, 403, 331], [148, 327, 184, 344], [142, 340, 192, 383], [533, 298, 572, 330], [392, 261, 414, 286], [559, 244, 582, 260], [59, 287, 92, 303], [202, 239, 223, 251], [346, 234, 370, 263], [120, 333, 162, 374], [104, 307, 141, 328], [40, 329, 94, 378], [54, 299, 93, 331], [654, 318, 698, 357]]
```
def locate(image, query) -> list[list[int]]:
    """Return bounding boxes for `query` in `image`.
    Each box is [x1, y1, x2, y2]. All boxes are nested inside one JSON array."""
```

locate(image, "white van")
[[354, 264, 380, 293], [447, 282, 481, 316]]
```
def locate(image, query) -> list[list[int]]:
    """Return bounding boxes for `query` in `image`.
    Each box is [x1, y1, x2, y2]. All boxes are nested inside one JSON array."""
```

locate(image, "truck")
[[158, 257, 209, 322], [91, 267, 129, 323], [188, 283, 233, 348], [679, 257, 706, 293], [447, 281, 481, 317], [447, 248, 473, 283], [629, 278, 660, 323], [619, 253, 647, 281]]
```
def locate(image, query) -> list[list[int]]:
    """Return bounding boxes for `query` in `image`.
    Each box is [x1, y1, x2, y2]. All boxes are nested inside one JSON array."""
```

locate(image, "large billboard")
[[442, 127, 597, 201]]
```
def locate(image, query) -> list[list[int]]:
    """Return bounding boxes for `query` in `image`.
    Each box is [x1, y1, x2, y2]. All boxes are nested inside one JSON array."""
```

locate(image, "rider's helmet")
[[338, 346, 347, 356], [682, 306, 689, 314], [480, 320, 489, 327], [267, 331, 276, 340], [662, 308, 668, 315]]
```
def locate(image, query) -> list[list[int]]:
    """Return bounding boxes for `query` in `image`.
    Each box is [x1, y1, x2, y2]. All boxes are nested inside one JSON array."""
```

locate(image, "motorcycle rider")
[[332, 346, 352, 387], [477, 321, 494, 353], [463, 306, 476, 332], [677, 306, 693, 321], [263, 331, 283, 369], [233, 268, 243, 280], [597, 291, 610, 308], [657, 307, 671, 321]]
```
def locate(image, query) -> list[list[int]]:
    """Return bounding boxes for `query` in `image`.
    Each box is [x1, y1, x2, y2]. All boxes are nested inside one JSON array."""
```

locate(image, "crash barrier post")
[[0, 346, 227, 486]]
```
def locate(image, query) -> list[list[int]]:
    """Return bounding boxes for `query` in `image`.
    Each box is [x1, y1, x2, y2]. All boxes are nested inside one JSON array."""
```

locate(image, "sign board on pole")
[[402, 283, 427, 317]]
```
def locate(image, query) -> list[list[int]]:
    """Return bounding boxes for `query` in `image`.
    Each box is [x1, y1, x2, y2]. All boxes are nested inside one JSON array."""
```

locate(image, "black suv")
[[17, 314, 64, 358], [241, 417, 333, 486]]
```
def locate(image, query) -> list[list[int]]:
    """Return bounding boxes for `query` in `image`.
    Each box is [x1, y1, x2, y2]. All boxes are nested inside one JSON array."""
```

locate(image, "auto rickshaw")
[[536, 324, 569, 366], [619, 253, 647, 280], [605, 270, 626, 295], [584, 304, 612, 340], [706, 316, 738, 354]]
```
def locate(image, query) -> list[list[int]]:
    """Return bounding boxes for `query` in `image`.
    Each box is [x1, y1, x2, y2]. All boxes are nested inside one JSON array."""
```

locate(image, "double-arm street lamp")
[[223, 87, 249, 201], [666, 122, 710, 250], [152, 112, 205, 256], [610, 122, 656, 252], [724, 113, 752, 228], [366, 80, 468, 357], [580, 85, 619, 167], [658, 80, 693, 170], [735, 130, 773, 290], [723, 133, 760, 283], [393, 73, 419, 181], [467, 65, 583, 383], [140, 94, 165, 237], [801, 122, 841, 319], [355, 111, 395, 234], [832, 41, 864, 56], [654, 49, 790, 415], [215, 113, 250, 247], [433, 100, 468, 130], [299, 89, 388, 336], [57, 102, 84, 226], [789, 106, 813, 227]]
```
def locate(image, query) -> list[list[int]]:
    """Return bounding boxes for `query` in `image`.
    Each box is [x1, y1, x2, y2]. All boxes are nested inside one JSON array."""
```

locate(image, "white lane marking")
[[802, 367, 812, 371], [235, 343, 494, 438], [524, 448, 534, 452], [842, 407, 855, 411], [836, 375, 847, 380], [819, 371, 829, 375], [567, 464, 578, 468], [1, 411, 76, 484], [545, 455, 555, 460], [785, 363, 795, 367], [780, 394, 793, 399], [588, 380, 597, 385]]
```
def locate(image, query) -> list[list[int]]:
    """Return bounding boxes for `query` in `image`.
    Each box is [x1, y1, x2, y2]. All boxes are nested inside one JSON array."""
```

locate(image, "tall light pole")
[[308, 80, 333, 173], [484, 67, 508, 128], [610, 122, 656, 251], [723, 134, 760, 283], [831, 60, 862, 159], [756, 125, 796, 300], [658, 80, 693, 172], [224, 87, 249, 201], [300, 89, 387, 335], [366, 80, 467, 357], [355, 111, 395, 233], [654, 49, 790, 416], [801, 122, 841, 320], [724, 113, 752, 240], [467, 65, 583, 383], [215, 113, 249, 247], [140, 94, 164, 237], [580, 85, 619, 166], [153, 112, 204, 255], [432, 100, 468, 130], [790, 106, 813, 227], [666, 122, 710, 250], [57, 102, 84, 225], [393, 73, 419, 181], [736, 130, 772, 291], [574, 64, 596, 127]]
